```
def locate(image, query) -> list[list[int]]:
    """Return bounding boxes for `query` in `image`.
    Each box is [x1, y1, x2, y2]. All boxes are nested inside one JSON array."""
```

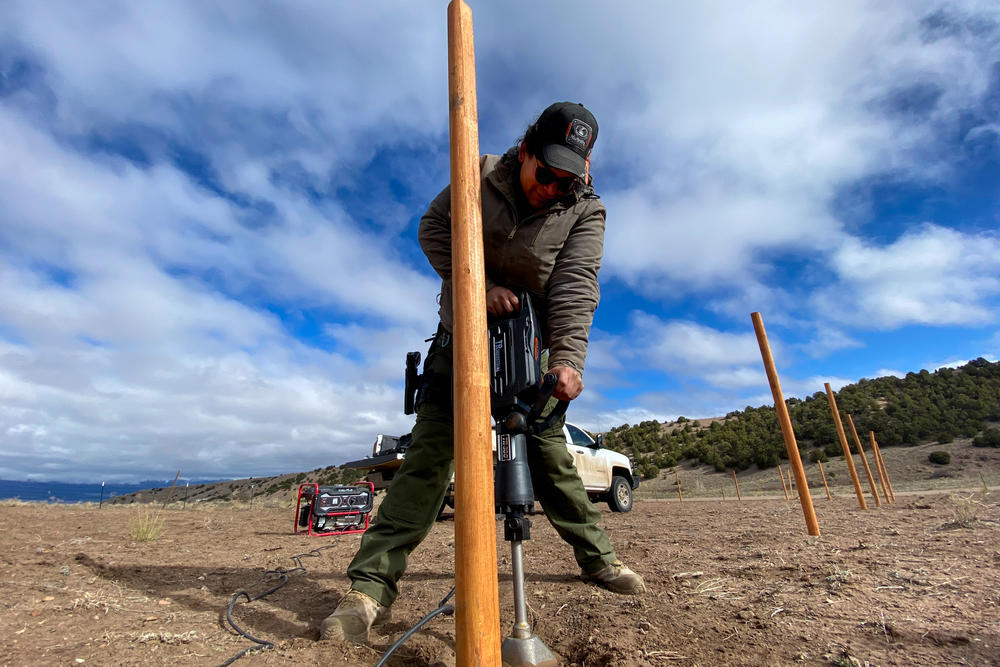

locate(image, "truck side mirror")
[[595, 433, 605, 448]]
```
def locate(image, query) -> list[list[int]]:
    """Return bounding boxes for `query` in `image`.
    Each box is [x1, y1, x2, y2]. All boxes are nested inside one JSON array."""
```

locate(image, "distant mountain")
[[0, 479, 173, 503], [104, 466, 365, 506]]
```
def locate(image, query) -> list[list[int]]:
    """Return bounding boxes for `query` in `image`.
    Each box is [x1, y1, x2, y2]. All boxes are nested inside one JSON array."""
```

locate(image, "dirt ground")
[[3, 489, 1000, 667]]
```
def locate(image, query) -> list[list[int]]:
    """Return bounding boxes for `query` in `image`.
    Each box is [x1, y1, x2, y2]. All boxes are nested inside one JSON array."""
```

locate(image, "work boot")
[[320, 590, 391, 643], [582, 560, 647, 595]]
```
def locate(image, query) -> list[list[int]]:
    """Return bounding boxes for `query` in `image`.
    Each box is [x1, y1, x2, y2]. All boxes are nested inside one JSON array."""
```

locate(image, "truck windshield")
[[566, 424, 595, 447]]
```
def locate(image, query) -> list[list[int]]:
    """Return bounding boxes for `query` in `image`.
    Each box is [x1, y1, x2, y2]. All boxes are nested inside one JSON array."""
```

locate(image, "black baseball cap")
[[535, 102, 598, 179]]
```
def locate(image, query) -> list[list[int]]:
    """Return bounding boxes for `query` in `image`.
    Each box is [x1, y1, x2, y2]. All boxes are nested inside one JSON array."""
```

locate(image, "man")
[[322, 102, 645, 644]]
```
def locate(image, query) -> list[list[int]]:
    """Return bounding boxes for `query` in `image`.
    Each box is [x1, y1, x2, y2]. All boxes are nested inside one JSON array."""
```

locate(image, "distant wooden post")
[[751, 312, 820, 536], [732, 470, 742, 501], [674, 469, 683, 501], [817, 460, 832, 500], [824, 384, 867, 509], [778, 464, 790, 500], [846, 415, 881, 507], [161, 470, 182, 510], [869, 432, 896, 502], [861, 429, 890, 504]]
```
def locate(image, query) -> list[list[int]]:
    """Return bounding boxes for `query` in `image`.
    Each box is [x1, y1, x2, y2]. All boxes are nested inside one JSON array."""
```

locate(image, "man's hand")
[[486, 286, 519, 316], [549, 365, 583, 401]]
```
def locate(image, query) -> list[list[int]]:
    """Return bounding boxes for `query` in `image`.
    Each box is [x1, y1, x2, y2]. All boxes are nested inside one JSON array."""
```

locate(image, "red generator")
[[295, 482, 375, 537]]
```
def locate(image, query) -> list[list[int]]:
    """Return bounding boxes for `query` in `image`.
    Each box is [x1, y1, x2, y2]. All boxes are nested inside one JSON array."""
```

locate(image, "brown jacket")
[[418, 149, 606, 374]]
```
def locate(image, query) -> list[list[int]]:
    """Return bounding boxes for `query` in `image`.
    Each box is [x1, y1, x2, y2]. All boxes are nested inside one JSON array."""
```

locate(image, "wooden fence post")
[[817, 460, 832, 500], [751, 312, 820, 535], [824, 383, 867, 509], [675, 469, 683, 502], [846, 415, 882, 507], [778, 464, 790, 500], [447, 2, 502, 663], [868, 433, 891, 503], [869, 432, 896, 502], [732, 470, 742, 502]]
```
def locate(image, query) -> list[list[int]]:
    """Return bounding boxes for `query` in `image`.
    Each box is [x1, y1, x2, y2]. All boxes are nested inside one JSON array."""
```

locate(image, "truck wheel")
[[607, 476, 632, 513]]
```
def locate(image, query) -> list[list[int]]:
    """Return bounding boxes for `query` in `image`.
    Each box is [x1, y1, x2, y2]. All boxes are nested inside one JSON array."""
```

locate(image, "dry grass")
[[693, 577, 741, 600], [946, 492, 983, 528], [128, 506, 165, 541]]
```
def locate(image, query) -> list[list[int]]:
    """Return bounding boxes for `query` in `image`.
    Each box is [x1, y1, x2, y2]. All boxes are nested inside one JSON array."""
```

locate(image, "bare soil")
[[2, 484, 999, 666]]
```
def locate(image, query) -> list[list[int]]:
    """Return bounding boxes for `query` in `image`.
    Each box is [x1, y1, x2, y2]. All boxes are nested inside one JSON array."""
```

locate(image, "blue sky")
[[1, 1, 998, 482]]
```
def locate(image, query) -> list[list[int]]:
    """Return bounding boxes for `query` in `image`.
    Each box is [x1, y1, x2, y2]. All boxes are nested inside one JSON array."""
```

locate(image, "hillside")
[[109, 358, 1000, 506], [606, 357, 1000, 480], [105, 464, 365, 508]]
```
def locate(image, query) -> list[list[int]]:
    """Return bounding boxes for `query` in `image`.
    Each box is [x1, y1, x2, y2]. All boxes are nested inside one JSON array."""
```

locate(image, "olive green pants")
[[346, 330, 617, 607]]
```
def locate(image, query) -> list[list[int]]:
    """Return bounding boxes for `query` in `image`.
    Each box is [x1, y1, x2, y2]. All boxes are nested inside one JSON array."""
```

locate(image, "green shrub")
[[809, 449, 829, 463], [973, 429, 1000, 448], [928, 451, 951, 465], [638, 462, 659, 479]]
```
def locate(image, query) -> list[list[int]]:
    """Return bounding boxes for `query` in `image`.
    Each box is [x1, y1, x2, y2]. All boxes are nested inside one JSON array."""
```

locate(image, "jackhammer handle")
[[530, 373, 569, 434]]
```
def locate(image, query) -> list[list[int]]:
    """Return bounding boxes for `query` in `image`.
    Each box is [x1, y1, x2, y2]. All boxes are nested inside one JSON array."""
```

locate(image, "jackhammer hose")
[[375, 587, 456, 667]]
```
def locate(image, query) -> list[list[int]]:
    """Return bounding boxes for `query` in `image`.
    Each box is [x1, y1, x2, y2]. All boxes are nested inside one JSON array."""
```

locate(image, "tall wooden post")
[[870, 432, 895, 503], [817, 460, 832, 500], [751, 313, 820, 536], [869, 434, 890, 503], [674, 470, 683, 501], [778, 464, 790, 500], [846, 415, 881, 507], [824, 383, 867, 509], [447, 3, 501, 664], [732, 470, 742, 501]]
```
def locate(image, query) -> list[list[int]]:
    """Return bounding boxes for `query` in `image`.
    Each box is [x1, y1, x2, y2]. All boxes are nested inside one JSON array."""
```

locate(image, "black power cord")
[[217, 546, 333, 666], [374, 587, 455, 667], [217, 546, 456, 667]]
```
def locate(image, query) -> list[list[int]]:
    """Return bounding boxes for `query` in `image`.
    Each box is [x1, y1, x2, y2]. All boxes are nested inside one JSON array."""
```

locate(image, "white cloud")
[[627, 313, 762, 373], [797, 328, 864, 359], [0, 73, 440, 480], [1, 1, 998, 482], [703, 366, 770, 390], [580, 2, 1000, 308], [781, 375, 855, 399], [820, 224, 1000, 328]]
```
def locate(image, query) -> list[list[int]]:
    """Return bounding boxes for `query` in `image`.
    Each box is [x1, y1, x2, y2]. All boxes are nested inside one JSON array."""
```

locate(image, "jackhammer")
[[397, 291, 568, 664], [487, 292, 567, 667]]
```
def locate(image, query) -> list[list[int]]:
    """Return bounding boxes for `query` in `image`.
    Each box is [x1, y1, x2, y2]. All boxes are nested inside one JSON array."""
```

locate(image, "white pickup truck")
[[342, 422, 640, 512]]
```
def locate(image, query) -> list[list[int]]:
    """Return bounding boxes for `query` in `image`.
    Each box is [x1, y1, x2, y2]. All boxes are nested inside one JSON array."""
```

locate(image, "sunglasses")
[[534, 158, 582, 194]]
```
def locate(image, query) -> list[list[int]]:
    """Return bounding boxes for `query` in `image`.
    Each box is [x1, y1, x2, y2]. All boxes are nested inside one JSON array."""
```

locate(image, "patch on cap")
[[566, 119, 593, 153]]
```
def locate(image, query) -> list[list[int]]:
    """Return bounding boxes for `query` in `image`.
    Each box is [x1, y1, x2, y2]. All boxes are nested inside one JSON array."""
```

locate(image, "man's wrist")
[[549, 360, 582, 375]]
